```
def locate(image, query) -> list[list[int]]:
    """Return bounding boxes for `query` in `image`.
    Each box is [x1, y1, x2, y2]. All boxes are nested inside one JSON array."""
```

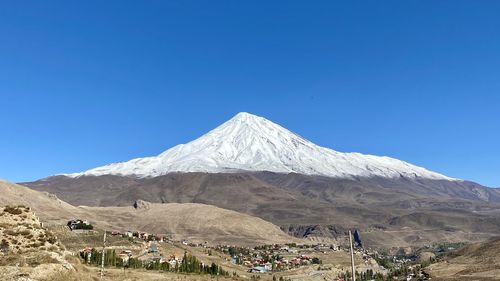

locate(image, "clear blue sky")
[[0, 1, 499, 187]]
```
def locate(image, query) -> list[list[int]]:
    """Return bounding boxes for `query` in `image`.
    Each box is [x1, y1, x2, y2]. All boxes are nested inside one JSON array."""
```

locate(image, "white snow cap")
[[65, 112, 455, 180]]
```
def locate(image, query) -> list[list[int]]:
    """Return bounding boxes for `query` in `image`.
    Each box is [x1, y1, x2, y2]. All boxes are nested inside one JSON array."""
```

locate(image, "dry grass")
[[43, 271, 83, 281], [30, 252, 61, 265], [429, 238, 500, 280], [0, 253, 23, 266]]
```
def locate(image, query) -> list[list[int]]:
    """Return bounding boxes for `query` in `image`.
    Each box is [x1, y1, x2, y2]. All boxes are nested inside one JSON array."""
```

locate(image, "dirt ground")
[[427, 237, 500, 281]]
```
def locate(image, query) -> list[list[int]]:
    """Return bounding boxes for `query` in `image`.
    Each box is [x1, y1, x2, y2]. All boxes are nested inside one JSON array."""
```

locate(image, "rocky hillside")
[[0, 205, 61, 254], [0, 205, 74, 281]]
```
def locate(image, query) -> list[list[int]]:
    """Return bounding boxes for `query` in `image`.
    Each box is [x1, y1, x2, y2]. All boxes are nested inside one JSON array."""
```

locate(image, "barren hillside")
[[428, 237, 500, 280], [81, 201, 299, 245], [0, 180, 296, 246], [0, 205, 74, 281], [0, 180, 84, 225], [24, 174, 500, 249]]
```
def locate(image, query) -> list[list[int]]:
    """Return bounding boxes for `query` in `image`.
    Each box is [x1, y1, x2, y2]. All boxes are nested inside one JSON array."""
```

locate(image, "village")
[[64, 218, 427, 280], [0, 205, 449, 281], [73, 221, 334, 275]]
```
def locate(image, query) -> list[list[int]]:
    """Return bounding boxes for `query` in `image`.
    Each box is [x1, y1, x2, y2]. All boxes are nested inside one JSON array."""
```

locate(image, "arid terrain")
[[1, 199, 385, 281], [3, 175, 500, 281], [19, 113, 500, 253], [0, 180, 296, 246], [24, 173, 500, 250], [428, 237, 500, 280], [3, 0, 500, 279], [0, 205, 73, 281]]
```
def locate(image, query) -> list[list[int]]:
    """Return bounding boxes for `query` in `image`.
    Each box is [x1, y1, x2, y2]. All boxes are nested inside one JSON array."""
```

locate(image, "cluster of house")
[[246, 254, 319, 273], [71, 224, 170, 244], [314, 243, 340, 253], [109, 230, 165, 242], [158, 254, 183, 267], [405, 265, 431, 281], [392, 255, 414, 266], [79, 246, 135, 263], [213, 244, 327, 274], [77, 228, 204, 270]]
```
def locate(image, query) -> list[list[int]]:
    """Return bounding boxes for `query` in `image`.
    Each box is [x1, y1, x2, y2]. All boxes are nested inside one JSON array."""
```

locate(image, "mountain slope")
[[0, 180, 296, 245], [23, 173, 500, 249], [21, 112, 500, 248], [65, 112, 454, 181], [0, 179, 83, 224], [429, 237, 500, 280], [84, 202, 298, 245]]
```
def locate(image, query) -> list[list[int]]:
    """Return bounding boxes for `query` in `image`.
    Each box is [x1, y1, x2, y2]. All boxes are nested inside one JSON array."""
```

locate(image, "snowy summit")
[[66, 112, 455, 180]]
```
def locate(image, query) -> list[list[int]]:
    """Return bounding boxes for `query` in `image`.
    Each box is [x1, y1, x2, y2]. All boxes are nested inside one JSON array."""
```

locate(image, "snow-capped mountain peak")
[[65, 112, 455, 181]]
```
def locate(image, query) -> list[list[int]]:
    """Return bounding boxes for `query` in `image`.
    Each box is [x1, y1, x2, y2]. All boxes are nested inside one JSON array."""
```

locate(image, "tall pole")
[[349, 230, 356, 281], [100, 230, 106, 279]]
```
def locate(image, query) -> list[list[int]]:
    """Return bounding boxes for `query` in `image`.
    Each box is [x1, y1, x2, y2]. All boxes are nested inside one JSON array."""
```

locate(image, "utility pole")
[[100, 230, 106, 279], [349, 230, 356, 281]]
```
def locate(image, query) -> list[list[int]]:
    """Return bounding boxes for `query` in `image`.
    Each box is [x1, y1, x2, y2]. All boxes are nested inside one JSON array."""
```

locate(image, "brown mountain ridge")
[[23, 172, 500, 249]]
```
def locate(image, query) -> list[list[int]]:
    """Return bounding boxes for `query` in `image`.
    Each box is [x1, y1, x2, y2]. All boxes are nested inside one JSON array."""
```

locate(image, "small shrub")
[[48, 236, 57, 244], [0, 222, 11, 228], [4, 206, 23, 215], [4, 229, 17, 236], [0, 239, 9, 253], [19, 229, 31, 236], [0, 253, 22, 266]]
